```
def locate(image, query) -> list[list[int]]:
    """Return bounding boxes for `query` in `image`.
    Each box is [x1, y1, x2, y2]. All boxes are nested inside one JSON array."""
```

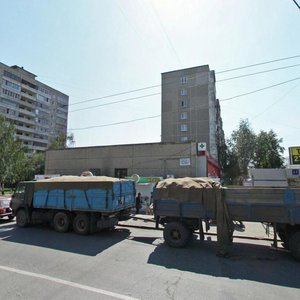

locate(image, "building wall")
[[0, 62, 68, 153], [161, 65, 223, 161], [45, 142, 203, 178]]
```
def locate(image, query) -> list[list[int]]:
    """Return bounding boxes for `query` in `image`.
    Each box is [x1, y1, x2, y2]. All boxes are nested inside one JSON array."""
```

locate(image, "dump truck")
[[11, 176, 135, 234], [153, 177, 300, 261]]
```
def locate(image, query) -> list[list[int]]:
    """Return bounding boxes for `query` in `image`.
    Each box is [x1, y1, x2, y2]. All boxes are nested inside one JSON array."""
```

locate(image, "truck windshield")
[[15, 185, 26, 194]]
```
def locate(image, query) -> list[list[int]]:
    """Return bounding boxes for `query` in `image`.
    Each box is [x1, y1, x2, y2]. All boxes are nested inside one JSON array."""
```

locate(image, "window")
[[180, 88, 187, 96], [180, 124, 188, 132], [181, 136, 188, 142], [180, 112, 187, 120], [180, 76, 188, 84], [180, 100, 187, 108], [115, 168, 128, 178], [4, 80, 20, 91]]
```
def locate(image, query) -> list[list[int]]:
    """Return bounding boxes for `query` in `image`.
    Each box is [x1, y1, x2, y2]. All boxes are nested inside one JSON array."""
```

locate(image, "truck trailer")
[[153, 177, 300, 261], [11, 176, 135, 234]]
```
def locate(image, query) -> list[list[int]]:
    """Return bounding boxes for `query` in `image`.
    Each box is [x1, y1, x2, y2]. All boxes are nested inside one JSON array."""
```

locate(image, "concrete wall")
[[45, 142, 203, 178]]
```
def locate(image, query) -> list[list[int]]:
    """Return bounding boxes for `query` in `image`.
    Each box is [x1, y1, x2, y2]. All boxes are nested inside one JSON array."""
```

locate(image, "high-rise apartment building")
[[161, 65, 224, 161], [0, 62, 68, 153]]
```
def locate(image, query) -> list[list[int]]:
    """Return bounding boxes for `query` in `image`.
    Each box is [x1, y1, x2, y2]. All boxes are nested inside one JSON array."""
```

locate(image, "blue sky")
[[1, 0, 299, 157]]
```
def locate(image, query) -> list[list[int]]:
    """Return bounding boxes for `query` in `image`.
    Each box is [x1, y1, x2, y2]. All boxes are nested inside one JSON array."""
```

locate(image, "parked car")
[[0, 197, 14, 220]]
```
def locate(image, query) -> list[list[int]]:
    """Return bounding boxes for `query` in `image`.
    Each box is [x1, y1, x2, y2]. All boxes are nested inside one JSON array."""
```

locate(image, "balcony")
[[21, 91, 36, 101], [21, 83, 37, 94], [16, 116, 35, 126], [15, 125, 36, 134], [16, 134, 48, 145], [19, 99, 36, 109], [18, 108, 35, 117]]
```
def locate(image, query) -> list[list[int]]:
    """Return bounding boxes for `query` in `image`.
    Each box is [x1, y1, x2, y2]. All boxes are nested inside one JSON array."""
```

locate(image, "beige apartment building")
[[161, 65, 224, 161], [0, 62, 68, 153]]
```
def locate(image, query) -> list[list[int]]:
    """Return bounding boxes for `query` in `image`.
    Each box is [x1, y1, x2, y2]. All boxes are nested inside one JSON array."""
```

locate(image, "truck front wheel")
[[53, 212, 71, 233], [73, 213, 90, 235], [163, 221, 191, 248], [16, 209, 29, 228]]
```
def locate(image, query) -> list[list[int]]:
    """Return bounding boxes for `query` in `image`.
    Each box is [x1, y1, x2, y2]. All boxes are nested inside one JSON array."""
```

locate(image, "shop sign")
[[180, 158, 191, 166]]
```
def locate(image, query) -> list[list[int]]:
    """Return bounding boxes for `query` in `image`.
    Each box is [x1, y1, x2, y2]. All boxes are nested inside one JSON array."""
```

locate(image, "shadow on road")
[[147, 238, 300, 289], [0, 222, 130, 256]]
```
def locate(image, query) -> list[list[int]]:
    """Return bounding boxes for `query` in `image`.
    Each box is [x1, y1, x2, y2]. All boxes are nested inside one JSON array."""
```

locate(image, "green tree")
[[221, 119, 285, 185], [254, 130, 285, 168], [0, 115, 27, 193], [230, 119, 256, 178], [23, 152, 46, 181], [48, 132, 75, 150], [221, 139, 241, 185]]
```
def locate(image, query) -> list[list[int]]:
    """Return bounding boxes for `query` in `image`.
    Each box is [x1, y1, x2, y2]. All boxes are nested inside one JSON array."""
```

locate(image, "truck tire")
[[289, 231, 300, 261], [53, 212, 70, 233], [16, 209, 29, 228], [163, 221, 191, 248], [73, 213, 90, 235]]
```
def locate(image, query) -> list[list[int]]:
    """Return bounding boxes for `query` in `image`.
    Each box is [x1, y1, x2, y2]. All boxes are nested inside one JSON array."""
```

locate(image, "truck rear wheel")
[[16, 209, 29, 228], [73, 213, 90, 235], [289, 231, 300, 261], [163, 221, 191, 248], [53, 212, 70, 233]]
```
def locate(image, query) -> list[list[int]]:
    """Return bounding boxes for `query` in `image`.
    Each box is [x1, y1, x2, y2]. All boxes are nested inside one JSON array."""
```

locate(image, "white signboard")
[[180, 158, 191, 166]]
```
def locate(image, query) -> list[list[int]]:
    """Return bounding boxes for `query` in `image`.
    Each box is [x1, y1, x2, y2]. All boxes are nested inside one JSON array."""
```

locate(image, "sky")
[[1, 0, 300, 158]]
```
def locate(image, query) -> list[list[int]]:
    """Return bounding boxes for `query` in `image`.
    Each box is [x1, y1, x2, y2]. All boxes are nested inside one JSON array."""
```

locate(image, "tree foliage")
[[0, 116, 27, 191], [230, 119, 256, 177], [221, 119, 285, 184], [48, 132, 75, 150], [254, 130, 285, 168]]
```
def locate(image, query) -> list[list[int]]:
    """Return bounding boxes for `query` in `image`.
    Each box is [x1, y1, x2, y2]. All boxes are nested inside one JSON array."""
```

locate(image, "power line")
[[67, 54, 300, 108], [69, 93, 160, 113], [292, 0, 300, 10], [69, 76, 300, 113], [251, 82, 300, 120], [220, 77, 300, 102], [70, 85, 160, 106], [68, 77, 300, 131], [216, 54, 300, 74], [69, 115, 161, 131], [150, 1, 183, 67], [217, 63, 300, 82]]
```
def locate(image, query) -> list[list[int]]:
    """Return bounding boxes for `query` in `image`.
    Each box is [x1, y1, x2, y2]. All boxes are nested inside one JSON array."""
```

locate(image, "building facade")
[[0, 62, 68, 153], [161, 65, 224, 161], [45, 142, 219, 178]]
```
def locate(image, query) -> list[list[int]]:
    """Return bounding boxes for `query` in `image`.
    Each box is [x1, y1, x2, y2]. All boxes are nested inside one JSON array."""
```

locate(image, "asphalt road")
[[0, 217, 300, 300]]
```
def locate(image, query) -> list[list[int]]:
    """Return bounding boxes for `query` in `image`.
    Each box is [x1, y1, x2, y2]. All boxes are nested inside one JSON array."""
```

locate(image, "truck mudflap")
[[97, 217, 118, 230]]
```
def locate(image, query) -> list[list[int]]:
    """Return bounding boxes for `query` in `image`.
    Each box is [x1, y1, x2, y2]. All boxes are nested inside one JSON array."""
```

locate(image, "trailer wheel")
[[289, 231, 300, 261], [16, 209, 29, 228], [53, 212, 70, 233], [73, 213, 90, 235], [163, 221, 191, 248]]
